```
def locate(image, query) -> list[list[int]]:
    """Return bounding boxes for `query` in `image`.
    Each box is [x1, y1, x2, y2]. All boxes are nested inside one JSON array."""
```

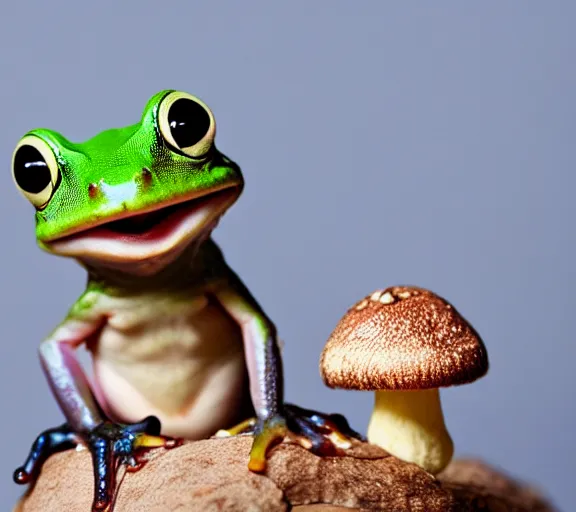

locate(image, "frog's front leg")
[[14, 316, 177, 512], [212, 274, 363, 472]]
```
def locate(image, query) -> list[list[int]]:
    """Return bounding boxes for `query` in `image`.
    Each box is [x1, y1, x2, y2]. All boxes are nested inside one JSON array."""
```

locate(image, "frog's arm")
[[206, 246, 364, 472], [210, 267, 289, 470], [212, 269, 284, 421], [14, 294, 107, 486], [39, 304, 106, 432], [15, 290, 176, 512]]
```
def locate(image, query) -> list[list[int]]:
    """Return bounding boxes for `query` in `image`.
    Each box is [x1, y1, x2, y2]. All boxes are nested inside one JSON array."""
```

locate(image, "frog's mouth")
[[44, 185, 240, 263]]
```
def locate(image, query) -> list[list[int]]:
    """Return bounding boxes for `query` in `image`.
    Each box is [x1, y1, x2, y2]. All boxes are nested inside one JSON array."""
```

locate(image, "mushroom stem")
[[366, 388, 454, 475]]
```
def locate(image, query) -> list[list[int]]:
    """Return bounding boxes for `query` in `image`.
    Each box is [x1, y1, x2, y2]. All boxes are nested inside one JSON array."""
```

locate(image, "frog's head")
[[12, 90, 244, 273]]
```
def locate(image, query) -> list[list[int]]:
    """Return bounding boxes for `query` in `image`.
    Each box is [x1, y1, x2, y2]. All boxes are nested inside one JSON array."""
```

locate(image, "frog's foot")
[[14, 416, 181, 512], [217, 403, 364, 473], [85, 416, 181, 511]]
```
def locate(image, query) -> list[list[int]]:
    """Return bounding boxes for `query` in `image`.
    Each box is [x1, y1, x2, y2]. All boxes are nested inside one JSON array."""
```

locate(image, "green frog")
[[11, 90, 359, 511]]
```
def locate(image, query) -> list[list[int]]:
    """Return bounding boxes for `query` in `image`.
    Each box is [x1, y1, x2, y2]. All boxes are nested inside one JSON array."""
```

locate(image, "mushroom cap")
[[320, 286, 489, 391]]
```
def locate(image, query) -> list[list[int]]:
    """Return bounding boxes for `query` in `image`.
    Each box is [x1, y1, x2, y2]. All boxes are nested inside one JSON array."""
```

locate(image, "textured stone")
[[438, 458, 557, 512], [14, 436, 556, 511]]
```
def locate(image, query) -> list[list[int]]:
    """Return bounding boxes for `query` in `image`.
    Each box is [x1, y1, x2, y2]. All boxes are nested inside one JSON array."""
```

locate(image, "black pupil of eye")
[[167, 98, 211, 150], [13, 145, 53, 194]]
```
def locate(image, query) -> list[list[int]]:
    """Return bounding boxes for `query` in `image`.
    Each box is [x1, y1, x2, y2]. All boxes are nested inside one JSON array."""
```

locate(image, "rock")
[[438, 459, 557, 512], [14, 436, 556, 511]]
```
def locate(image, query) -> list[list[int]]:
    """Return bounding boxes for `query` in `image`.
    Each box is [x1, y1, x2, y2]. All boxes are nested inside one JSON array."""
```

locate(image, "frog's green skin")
[[11, 90, 356, 512]]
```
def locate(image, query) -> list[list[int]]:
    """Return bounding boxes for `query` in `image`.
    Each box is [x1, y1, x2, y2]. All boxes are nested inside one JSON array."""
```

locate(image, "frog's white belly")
[[90, 292, 248, 439]]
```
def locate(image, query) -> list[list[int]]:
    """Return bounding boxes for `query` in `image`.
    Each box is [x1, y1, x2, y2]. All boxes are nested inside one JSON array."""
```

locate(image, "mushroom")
[[319, 286, 489, 475]]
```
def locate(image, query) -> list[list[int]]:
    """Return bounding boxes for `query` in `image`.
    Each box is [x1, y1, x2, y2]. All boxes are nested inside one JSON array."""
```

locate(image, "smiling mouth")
[[96, 190, 232, 241], [106, 201, 190, 235], [45, 185, 240, 262]]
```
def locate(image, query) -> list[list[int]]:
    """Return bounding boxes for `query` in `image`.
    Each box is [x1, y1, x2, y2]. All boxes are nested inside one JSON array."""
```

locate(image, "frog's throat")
[[42, 185, 240, 264]]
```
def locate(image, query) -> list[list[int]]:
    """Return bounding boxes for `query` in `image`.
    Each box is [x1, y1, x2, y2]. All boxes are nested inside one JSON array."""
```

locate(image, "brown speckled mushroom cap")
[[320, 286, 489, 391]]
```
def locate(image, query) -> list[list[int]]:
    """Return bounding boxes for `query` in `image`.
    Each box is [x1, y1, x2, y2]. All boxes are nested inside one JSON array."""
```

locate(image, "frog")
[[10, 90, 361, 511]]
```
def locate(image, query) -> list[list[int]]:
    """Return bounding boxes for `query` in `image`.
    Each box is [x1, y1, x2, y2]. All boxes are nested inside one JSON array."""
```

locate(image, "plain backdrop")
[[0, 2, 573, 510]]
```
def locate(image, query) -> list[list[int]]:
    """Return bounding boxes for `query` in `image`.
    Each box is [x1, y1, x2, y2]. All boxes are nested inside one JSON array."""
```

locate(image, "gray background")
[[0, 2, 573, 510]]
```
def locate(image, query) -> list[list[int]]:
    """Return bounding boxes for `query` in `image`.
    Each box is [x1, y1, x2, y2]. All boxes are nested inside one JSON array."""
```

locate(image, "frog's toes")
[[283, 403, 365, 455], [14, 423, 80, 485], [286, 403, 366, 443], [220, 406, 362, 474], [249, 404, 363, 473], [214, 417, 258, 438]]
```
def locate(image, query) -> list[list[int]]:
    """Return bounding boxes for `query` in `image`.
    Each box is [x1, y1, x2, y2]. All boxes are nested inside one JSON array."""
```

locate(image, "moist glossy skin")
[[12, 89, 266, 434], [11, 90, 357, 512]]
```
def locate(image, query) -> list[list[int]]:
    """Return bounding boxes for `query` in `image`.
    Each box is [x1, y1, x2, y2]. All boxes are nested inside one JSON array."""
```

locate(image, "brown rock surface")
[[14, 436, 556, 512], [438, 459, 557, 512]]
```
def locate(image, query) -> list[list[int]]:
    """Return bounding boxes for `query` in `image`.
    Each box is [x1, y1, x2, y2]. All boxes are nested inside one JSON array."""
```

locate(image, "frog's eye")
[[158, 91, 216, 158], [12, 135, 60, 210]]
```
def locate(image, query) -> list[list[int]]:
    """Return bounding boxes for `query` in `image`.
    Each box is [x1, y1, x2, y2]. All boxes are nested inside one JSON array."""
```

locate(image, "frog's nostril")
[[141, 168, 153, 186], [88, 183, 100, 199]]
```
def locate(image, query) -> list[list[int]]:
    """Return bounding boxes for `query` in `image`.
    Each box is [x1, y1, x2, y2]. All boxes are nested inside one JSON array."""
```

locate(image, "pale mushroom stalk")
[[367, 388, 453, 475]]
